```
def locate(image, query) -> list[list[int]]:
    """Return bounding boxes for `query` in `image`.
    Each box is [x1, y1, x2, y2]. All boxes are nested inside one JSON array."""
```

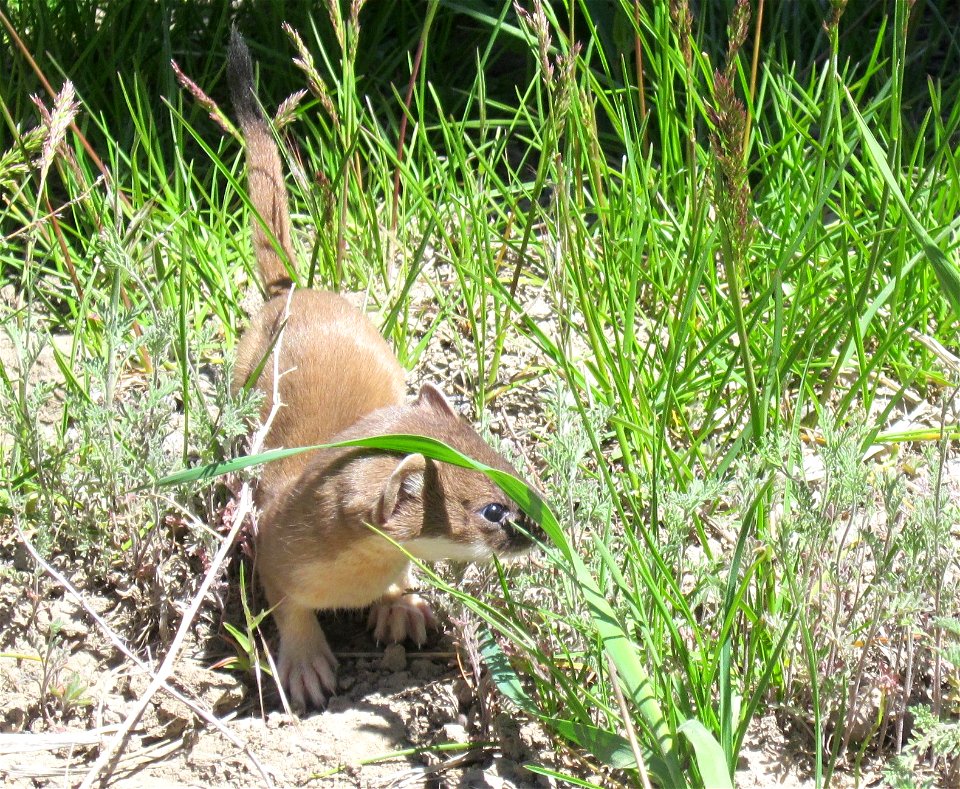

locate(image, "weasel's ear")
[[376, 453, 426, 526], [415, 382, 457, 418]]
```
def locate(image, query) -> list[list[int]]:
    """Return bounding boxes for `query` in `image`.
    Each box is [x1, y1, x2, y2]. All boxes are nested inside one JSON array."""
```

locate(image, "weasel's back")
[[234, 289, 406, 499]]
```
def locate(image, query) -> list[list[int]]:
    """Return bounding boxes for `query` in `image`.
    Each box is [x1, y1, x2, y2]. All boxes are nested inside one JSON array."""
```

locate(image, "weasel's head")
[[349, 383, 541, 562]]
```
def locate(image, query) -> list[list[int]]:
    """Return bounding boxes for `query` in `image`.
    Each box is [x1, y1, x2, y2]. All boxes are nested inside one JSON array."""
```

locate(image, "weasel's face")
[[403, 467, 537, 562], [355, 382, 544, 563]]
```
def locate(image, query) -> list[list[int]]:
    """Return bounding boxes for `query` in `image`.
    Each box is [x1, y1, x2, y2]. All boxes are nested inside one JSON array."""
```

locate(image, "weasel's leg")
[[367, 566, 438, 645], [272, 597, 337, 709]]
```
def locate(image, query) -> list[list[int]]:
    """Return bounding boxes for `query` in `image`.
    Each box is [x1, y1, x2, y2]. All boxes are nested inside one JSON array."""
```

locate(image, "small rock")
[[380, 643, 407, 672], [441, 722, 470, 744], [493, 712, 525, 761], [210, 677, 246, 716], [520, 720, 551, 751], [39, 604, 86, 640], [13, 541, 32, 572], [489, 755, 525, 783], [410, 658, 438, 679], [266, 710, 293, 728], [453, 677, 475, 708]]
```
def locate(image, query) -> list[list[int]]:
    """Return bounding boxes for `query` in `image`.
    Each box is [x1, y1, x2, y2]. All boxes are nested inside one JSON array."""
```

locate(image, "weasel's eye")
[[480, 503, 508, 523]]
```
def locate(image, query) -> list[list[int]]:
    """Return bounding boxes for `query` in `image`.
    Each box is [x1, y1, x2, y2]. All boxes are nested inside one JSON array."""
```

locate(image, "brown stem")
[[44, 194, 82, 300], [0, 7, 124, 209], [743, 0, 764, 154]]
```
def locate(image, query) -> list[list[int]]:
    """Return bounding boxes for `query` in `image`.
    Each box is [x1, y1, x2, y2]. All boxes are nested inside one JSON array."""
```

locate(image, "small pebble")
[[452, 677, 475, 708], [410, 658, 437, 679], [380, 643, 407, 672], [494, 712, 525, 761], [441, 722, 470, 744]]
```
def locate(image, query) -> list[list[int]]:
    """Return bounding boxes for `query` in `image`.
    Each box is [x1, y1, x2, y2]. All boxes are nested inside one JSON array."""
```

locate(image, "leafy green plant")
[[50, 671, 94, 720], [213, 562, 273, 677], [35, 620, 92, 723]]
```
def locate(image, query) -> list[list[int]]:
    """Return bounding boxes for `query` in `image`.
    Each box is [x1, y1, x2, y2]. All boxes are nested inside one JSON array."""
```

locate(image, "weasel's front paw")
[[368, 592, 438, 645], [276, 620, 338, 710]]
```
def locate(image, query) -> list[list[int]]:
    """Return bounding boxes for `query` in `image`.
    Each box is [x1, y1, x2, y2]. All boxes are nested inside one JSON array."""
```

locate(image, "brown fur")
[[227, 30, 535, 709]]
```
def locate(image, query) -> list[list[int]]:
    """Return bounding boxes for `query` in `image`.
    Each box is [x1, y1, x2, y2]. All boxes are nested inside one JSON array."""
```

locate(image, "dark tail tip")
[[227, 26, 261, 125]]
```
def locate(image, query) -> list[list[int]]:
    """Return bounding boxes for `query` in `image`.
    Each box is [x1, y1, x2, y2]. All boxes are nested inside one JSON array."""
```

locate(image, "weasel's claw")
[[276, 613, 338, 710], [368, 592, 437, 646]]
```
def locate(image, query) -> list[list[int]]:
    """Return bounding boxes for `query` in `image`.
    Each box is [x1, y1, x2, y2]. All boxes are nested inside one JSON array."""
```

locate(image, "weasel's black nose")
[[504, 511, 543, 552]]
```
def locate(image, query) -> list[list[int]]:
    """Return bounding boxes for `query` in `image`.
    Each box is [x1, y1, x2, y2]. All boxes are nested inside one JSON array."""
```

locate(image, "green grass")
[[3, 1, 960, 786]]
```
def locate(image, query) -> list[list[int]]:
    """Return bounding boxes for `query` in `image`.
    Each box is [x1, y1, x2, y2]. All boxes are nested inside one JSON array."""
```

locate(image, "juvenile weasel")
[[226, 30, 535, 709]]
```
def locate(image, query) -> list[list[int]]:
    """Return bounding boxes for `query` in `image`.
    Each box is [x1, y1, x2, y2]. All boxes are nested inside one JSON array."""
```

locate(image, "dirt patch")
[[0, 561, 559, 788]]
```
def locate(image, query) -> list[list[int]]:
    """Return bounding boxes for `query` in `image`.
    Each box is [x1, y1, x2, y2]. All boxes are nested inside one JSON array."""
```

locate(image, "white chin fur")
[[405, 537, 494, 563]]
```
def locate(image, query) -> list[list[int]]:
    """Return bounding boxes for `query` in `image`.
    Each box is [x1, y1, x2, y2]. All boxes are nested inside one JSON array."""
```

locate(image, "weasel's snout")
[[501, 511, 543, 554]]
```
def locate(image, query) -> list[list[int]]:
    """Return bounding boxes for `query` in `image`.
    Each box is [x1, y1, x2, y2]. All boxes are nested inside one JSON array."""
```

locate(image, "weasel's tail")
[[227, 28, 295, 295]]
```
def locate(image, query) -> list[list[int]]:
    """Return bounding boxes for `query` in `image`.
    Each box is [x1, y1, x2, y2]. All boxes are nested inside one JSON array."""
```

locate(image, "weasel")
[[226, 30, 535, 710]]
